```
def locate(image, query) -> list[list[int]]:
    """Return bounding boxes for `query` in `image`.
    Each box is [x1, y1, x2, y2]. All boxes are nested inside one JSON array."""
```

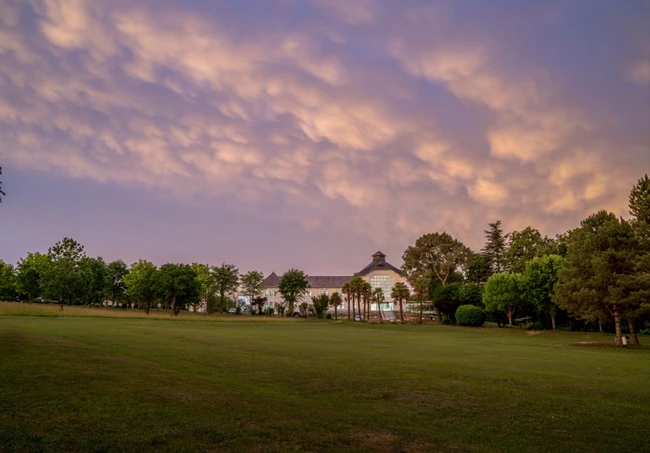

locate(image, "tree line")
[[400, 175, 649, 346]]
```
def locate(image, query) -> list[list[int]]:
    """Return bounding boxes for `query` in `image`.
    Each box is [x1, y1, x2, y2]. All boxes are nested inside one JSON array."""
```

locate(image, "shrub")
[[326, 313, 332, 319], [455, 305, 486, 327], [526, 322, 544, 331]]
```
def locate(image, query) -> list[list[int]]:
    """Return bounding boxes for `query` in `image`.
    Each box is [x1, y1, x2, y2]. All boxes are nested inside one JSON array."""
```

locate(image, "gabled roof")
[[355, 250, 404, 277], [262, 272, 280, 288], [262, 272, 352, 289]]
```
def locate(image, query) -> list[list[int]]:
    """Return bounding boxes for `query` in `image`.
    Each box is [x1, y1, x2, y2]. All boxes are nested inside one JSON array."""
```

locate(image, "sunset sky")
[[1, 0, 649, 275]]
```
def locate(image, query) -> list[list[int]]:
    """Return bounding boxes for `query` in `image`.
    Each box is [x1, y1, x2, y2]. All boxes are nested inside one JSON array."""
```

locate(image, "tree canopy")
[[124, 260, 158, 314], [278, 269, 309, 315], [483, 272, 526, 326], [402, 232, 471, 286]]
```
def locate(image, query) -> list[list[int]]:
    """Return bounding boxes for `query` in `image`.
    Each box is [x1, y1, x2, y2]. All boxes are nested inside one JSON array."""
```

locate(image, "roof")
[[355, 250, 404, 277], [263, 272, 352, 289]]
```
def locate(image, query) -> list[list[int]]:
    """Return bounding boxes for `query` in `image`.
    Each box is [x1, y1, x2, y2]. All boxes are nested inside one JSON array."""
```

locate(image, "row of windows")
[[265, 289, 331, 297], [265, 280, 396, 299]]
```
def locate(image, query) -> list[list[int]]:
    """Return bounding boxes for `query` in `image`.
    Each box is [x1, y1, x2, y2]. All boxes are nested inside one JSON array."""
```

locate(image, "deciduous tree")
[[212, 263, 239, 313], [241, 271, 264, 311], [483, 272, 526, 326], [278, 269, 309, 315], [524, 255, 563, 329], [504, 227, 550, 273], [402, 232, 471, 287], [105, 260, 128, 305], [155, 264, 200, 316], [15, 252, 48, 304], [78, 257, 107, 306], [0, 261, 17, 302], [41, 238, 86, 310], [124, 260, 157, 314]]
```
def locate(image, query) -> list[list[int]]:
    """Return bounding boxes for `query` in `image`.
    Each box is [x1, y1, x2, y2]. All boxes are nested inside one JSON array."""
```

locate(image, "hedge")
[[455, 305, 486, 327]]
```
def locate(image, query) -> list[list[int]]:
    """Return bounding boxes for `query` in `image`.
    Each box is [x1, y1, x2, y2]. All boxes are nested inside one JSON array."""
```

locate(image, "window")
[[370, 275, 394, 300], [325, 289, 329, 296]]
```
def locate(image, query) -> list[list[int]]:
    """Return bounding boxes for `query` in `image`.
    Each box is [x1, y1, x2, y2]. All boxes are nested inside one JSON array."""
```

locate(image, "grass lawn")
[[1, 303, 649, 452]]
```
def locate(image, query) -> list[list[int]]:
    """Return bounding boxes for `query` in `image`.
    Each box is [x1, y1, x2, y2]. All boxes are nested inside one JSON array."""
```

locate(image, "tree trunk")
[[628, 318, 639, 346], [352, 295, 356, 321], [614, 310, 623, 346], [419, 298, 423, 324], [334, 305, 338, 320], [378, 303, 383, 323], [29, 294, 34, 304], [399, 299, 404, 324], [550, 312, 556, 330], [507, 312, 513, 326], [598, 316, 603, 333]]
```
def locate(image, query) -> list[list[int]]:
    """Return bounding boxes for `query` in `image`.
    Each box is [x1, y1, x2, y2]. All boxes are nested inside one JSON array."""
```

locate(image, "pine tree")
[[482, 221, 507, 273]]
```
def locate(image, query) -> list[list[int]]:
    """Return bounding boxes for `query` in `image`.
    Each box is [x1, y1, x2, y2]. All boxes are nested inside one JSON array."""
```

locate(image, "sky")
[[1, 0, 649, 276]]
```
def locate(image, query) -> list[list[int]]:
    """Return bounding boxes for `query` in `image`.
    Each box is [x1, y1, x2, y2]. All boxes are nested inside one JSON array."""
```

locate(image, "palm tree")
[[391, 282, 410, 324], [349, 276, 365, 321], [342, 282, 352, 320], [361, 281, 372, 322], [372, 287, 385, 323], [413, 277, 429, 324], [330, 291, 342, 320]]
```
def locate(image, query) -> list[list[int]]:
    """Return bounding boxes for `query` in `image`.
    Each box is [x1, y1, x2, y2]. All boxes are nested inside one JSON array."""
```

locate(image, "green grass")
[[1, 303, 649, 452]]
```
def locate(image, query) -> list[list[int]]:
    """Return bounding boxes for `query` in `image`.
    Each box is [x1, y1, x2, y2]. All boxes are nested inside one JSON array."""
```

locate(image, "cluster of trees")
[[400, 175, 650, 345], [0, 240, 271, 316]]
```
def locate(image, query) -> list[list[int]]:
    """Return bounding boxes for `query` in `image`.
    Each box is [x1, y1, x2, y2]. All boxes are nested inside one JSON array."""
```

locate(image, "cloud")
[[0, 0, 647, 254]]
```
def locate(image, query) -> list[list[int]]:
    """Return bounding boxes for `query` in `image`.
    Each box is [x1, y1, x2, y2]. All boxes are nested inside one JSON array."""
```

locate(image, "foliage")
[[402, 232, 471, 286], [504, 227, 550, 273], [41, 238, 86, 309], [554, 211, 649, 345], [483, 272, 526, 326], [105, 260, 128, 304], [465, 252, 492, 284], [0, 261, 17, 301], [311, 293, 329, 318], [212, 263, 239, 313], [329, 291, 342, 320], [524, 255, 564, 329], [412, 276, 429, 324], [190, 263, 216, 312], [124, 260, 158, 314], [482, 220, 507, 273], [241, 270, 265, 311], [455, 305, 486, 327], [278, 269, 309, 315], [432, 283, 464, 323], [629, 174, 650, 224], [15, 252, 48, 303], [78, 257, 107, 306], [391, 282, 410, 323], [458, 283, 483, 308], [251, 296, 267, 315], [298, 302, 309, 317], [154, 264, 200, 316]]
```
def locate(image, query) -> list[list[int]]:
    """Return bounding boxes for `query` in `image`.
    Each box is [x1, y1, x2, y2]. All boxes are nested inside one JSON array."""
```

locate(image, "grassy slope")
[[0, 306, 648, 452]]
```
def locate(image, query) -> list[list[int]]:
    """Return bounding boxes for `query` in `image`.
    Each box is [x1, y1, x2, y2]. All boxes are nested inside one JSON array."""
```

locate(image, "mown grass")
[[0, 304, 648, 452]]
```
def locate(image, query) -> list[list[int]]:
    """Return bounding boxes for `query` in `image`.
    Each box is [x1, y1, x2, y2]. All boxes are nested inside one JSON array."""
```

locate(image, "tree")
[[191, 263, 218, 312], [348, 276, 366, 321], [524, 255, 564, 330], [0, 261, 17, 301], [391, 282, 410, 323], [360, 280, 372, 321], [329, 291, 342, 320], [372, 287, 385, 323], [504, 227, 550, 273], [299, 301, 309, 317], [554, 211, 648, 345], [342, 282, 352, 320], [155, 264, 200, 316], [212, 263, 239, 313], [15, 252, 48, 304], [412, 276, 429, 324], [124, 260, 158, 314], [458, 283, 483, 308], [78, 257, 107, 306], [41, 238, 86, 309], [432, 283, 464, 324], [483, 221, 507, 273], [105, 260, 128, 306], [466, 252, 492, 284], [251, 296, 267, 315], [241, 271, 264, 310], [402, 232, 471, 287], [278, 269, 309, 315], [311, 293, 330, 319], [629, 174, 650, 224], [483, 272, 526, 326]]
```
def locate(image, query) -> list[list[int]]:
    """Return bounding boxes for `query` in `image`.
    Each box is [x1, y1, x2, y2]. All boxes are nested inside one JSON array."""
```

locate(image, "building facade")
[[261, 251, 405, 313]]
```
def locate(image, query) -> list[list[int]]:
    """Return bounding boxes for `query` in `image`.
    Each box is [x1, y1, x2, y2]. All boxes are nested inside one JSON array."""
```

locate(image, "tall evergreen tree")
[[482, 221, 507, 273], [629, 174, 650, 224]]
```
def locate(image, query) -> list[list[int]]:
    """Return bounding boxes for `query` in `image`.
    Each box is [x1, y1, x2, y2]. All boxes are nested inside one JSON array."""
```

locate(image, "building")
[[261, 251, 406, 313]]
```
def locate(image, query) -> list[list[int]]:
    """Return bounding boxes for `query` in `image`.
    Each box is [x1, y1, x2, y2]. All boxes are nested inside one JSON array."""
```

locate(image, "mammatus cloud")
[[1, 0, 648, 253]]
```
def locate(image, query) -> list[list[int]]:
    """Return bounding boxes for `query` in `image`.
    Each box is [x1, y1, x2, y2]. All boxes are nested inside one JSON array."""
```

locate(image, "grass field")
[[1, 303, 649, 452]]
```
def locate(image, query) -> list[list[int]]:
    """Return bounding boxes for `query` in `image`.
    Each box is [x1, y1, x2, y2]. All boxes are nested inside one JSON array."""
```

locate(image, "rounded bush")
[[455, 305, 486, 327]]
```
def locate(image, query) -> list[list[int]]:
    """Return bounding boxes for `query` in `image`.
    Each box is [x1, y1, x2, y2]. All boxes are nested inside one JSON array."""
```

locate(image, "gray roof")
[[355, 250, 404, 277], [262, 272, 352, 289]]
